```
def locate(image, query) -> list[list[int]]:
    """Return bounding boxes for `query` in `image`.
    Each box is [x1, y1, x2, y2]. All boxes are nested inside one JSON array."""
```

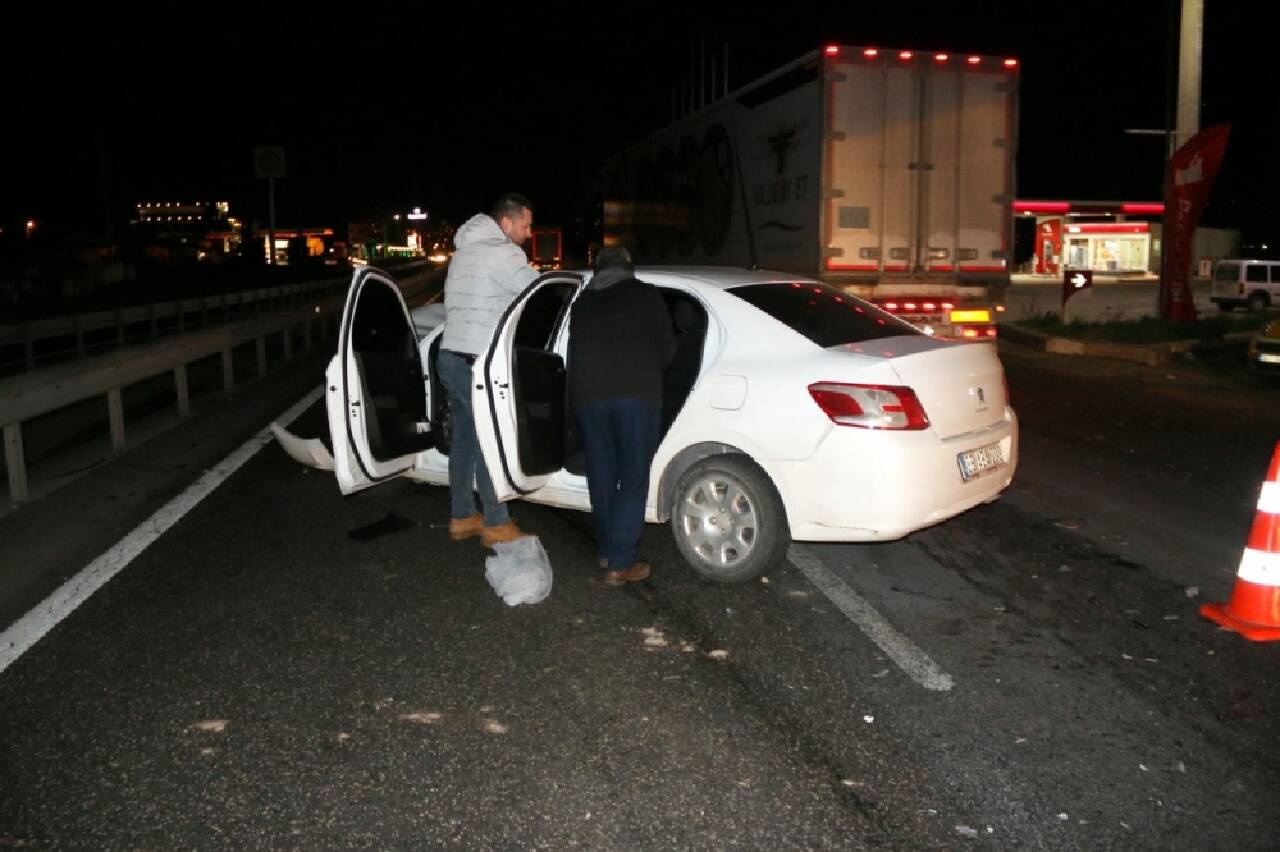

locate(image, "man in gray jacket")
[[439, 193, 539, 547]]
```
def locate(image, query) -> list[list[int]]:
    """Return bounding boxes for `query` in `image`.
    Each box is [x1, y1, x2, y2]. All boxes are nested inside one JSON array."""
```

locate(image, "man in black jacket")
[[568, 247, 676, 585]]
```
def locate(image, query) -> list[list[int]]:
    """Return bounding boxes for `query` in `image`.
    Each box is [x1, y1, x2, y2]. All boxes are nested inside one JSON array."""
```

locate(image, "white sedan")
[[275, 266, 1018, 583]]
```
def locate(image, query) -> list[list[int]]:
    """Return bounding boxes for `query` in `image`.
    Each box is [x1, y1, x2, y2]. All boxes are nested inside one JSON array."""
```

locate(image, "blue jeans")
[[438, 350, 509, 526], [574, 398, 661, 570]]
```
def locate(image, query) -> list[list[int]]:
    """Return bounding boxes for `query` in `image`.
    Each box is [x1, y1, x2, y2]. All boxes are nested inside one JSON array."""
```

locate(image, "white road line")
[[0, 387, 324, 675], [787, 545, 955, 692]]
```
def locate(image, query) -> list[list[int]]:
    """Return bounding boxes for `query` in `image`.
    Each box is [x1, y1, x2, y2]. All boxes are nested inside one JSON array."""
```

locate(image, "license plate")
[[958, 441, 1006, 482]]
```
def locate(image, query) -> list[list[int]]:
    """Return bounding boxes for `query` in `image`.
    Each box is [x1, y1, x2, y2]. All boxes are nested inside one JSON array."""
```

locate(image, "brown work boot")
[[481, 521, 527, 548], [448, 514, 484, 541], [604, 562, 651, 586]]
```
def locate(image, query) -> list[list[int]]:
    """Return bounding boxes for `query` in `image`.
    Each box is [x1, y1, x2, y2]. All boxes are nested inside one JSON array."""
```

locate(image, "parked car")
[[274, 266, 1019, 583], [1249, 317, 1280, 381], [1211, 258, 1280, 312]]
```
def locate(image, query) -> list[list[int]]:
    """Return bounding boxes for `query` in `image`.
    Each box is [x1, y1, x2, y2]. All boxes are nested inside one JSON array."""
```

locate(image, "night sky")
[[2, 2, 1274, 243]]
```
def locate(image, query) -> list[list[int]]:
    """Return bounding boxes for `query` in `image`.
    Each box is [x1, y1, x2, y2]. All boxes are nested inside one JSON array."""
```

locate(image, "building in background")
[[1015, 200, 1240, 279], [133, 200, 243, 263]]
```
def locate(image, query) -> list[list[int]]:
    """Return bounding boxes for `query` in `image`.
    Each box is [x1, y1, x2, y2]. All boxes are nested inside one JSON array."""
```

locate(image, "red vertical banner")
[[1035, 219, 1062, 275], [1160, 124, 1231, 321]]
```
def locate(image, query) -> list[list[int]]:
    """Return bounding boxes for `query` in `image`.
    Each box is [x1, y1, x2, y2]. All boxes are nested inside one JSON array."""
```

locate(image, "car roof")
[[578, 266, 819, 292]]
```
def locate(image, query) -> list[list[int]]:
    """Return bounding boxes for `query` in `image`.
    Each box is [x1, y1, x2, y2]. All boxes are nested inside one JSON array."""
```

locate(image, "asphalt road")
[[1, 338, 1277, 849]]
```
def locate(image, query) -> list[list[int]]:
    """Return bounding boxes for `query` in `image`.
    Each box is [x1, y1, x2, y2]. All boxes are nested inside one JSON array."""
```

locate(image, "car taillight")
[[808, 382, 930, 430]]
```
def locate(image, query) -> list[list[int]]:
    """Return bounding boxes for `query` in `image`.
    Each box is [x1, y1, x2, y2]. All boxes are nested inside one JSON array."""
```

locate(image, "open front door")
[[474, 274, 583, 500], [327, 267, 435, 495]]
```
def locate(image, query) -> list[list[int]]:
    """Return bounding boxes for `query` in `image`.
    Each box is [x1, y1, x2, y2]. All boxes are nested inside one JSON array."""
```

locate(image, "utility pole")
[[1176, 0, 1204, 150]]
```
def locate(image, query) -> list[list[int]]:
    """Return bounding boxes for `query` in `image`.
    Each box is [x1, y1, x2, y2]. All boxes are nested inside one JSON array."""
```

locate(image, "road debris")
[[189, 720, 229, 733]]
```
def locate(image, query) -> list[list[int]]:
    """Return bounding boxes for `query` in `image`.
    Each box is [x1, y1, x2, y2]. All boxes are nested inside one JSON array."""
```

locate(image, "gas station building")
[[1016, 199, 1241, 278]]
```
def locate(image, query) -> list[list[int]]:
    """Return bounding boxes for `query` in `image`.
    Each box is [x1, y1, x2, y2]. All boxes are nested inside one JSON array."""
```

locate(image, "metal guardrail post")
[[256, 337, 267, 377], [108, 388, 125, 453], [175, 364, 190, 417], [222, 349, 234, 394], [4, 422, 27, 504]]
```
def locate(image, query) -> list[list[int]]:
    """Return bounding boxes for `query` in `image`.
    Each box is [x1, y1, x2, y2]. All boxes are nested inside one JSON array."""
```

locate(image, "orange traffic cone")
[[1201, 441, 1280, 641]]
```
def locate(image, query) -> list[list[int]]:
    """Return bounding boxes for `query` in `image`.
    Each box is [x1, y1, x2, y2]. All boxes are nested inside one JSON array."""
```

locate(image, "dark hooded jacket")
[[567, 257, 675, 409]]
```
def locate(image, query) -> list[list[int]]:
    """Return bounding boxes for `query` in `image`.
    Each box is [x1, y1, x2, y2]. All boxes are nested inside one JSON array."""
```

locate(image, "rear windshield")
[[728, 282, 920, 347]]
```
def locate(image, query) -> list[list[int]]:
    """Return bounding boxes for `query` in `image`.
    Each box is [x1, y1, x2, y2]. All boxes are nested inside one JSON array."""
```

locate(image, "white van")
[[1210, 259, 1280, 312]]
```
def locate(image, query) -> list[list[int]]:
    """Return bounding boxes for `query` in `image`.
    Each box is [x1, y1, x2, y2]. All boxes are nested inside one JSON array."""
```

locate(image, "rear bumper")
[[777, 408, 1018, 542]]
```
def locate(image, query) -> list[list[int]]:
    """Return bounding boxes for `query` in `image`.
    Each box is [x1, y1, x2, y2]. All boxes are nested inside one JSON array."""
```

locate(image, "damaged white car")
[[274, 266, 1018, 583]]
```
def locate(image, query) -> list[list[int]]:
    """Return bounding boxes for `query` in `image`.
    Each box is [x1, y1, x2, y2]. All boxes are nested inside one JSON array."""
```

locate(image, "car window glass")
[[727, 282, 919, 347], [1214, 263, 1239, 282], [514, 281, 578, 350], [1271, 265, 1280, 283], [1246, 265, 1268, 283]]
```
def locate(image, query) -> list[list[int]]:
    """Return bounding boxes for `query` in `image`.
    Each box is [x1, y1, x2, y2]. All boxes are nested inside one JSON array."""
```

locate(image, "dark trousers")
[[574, 398, 662, 570], [438, 349, 508, 525]]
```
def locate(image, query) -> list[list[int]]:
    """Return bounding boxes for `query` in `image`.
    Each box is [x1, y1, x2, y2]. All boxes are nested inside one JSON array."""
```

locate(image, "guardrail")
[[0, 279, 342, 374], [0, 260, 430, 375], [0, 266, 438, 506]]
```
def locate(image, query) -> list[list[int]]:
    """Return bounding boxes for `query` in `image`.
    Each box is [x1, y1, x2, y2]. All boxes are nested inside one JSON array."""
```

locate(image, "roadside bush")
[[1017, 311, 1279, 343]]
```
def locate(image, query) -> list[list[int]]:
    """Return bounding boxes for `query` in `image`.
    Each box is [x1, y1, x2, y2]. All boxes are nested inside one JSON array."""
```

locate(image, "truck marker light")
[[884, 302, 898, 311], [863, 48, 879, 58], [1003, 58, 1018, 68], [967, 56, 981, 65], [934, 53, 948, 62], [903, 302, 917, 311], [825, 45, 841, 56], [898, 51, 913, 60]]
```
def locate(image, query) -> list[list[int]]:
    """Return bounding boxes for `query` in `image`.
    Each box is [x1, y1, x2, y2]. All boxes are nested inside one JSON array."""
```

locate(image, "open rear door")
[[474, 274, 582, 499], [327, 267, 435, 494]]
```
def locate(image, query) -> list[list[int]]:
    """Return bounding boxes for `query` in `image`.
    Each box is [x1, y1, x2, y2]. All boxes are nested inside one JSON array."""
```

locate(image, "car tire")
[[669, 455, 789, 583], [1248, 292, 1270, 312]]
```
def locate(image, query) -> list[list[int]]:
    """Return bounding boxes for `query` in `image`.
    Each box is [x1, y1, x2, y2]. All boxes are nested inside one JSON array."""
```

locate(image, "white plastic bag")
[[484, 536, 553, 606]]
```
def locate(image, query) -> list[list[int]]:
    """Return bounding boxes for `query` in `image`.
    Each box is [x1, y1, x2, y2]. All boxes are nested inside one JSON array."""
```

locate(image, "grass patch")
[[1015, 311, 1278, 343]]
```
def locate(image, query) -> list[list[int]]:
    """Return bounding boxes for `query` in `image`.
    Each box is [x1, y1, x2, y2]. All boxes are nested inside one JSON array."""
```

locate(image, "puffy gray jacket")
[[440, 214, 539, 355]]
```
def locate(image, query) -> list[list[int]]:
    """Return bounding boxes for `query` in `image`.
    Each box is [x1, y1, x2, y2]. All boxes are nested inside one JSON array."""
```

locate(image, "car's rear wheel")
[[669, 455, 789, 583], [1248, 292, 1270, 312]]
